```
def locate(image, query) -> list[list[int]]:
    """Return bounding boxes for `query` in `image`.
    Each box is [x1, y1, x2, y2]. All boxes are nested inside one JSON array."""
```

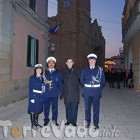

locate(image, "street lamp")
[[50, 43, 56, 56]]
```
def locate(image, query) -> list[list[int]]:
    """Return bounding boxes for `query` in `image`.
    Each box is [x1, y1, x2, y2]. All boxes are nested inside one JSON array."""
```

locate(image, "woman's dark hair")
[[34, 67, 43, 75]]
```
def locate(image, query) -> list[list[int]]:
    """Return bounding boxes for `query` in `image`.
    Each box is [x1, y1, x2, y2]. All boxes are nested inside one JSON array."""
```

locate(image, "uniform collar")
[[48, 68, 55, 72], [36, 74, 41, 77], [36, 75, 42, 80]]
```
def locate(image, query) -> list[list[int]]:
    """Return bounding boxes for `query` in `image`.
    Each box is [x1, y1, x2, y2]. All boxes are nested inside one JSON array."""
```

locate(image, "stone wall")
[[131, 32, 140, 92], [0, 0, 14, 98], [0, 0, 49, 106]]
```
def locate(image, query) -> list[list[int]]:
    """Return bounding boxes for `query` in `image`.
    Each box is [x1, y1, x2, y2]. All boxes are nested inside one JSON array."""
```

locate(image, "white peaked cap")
[[87, 53, 97, 59], [46, 56, 56, 63], [35, 64, 42, 68]]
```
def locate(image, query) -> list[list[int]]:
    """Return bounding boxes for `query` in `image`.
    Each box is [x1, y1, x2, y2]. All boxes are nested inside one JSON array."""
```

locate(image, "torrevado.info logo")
[[0, 120, 119, 138]]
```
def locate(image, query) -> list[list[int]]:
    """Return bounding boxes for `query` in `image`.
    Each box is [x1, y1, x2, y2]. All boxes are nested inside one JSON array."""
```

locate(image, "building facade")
[[122, 0, 140, 91], [91, 19, 105, 67], [0, 0, 49, 105], [48, 0, 105, 69]]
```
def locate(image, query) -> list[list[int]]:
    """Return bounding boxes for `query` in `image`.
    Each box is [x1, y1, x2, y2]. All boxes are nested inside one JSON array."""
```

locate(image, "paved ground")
[[0, 82, 140, 140]]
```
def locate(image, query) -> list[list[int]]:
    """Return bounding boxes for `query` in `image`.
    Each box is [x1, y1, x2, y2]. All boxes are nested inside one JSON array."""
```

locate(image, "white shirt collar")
[[90, 66, 95, 69], [48, 68, 55, 72]]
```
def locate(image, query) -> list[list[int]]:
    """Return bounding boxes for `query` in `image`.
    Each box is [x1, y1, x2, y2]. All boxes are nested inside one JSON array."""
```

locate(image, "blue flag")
[[49, 22, 63, 34]]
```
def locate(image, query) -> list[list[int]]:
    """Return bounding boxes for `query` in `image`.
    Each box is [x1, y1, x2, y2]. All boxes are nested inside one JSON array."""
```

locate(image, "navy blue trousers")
[[84, 95, 100, 126], [65, 102, 79, 124], [44, 97, 58, 124]]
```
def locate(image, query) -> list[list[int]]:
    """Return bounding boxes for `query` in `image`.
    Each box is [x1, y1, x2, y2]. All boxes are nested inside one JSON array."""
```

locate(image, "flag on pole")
[[49, 22, 63, 34]]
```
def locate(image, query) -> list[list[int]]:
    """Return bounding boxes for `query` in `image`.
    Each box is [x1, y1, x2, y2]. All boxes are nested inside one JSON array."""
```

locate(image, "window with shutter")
[[29, 0, 36, 11], [27, 35, 39, 67]]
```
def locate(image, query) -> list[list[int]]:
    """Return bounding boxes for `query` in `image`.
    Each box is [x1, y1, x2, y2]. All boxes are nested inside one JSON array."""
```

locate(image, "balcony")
[[122, 0, 140, 43]]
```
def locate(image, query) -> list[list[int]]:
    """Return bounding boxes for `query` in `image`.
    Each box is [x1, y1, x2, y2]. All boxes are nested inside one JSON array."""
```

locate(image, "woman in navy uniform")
[[28, 64, 45, 130], [80, 54, 105, 129], [43, 56, 63, 126]]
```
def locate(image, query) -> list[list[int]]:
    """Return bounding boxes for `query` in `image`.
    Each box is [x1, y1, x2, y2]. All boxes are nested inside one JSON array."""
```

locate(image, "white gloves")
[[30, 99, 35, 103]]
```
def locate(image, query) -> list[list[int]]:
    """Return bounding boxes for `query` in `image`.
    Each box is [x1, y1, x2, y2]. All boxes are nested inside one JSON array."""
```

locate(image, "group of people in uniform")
[[28, 53, 105, 131]]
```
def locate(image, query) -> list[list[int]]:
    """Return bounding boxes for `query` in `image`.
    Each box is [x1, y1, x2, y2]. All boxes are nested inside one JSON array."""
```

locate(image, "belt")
[[84, 84, 100, 88], [33, 89, 43, 94]]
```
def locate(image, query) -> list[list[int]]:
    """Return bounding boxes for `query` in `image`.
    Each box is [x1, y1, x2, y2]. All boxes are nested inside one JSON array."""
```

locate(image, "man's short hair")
[[65, 57, 74, 62]]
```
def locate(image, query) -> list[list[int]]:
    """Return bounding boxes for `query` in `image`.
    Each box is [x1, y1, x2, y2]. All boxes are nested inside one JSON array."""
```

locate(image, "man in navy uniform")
[[80, 53, 105, 129], [44, 56, 63, 126]]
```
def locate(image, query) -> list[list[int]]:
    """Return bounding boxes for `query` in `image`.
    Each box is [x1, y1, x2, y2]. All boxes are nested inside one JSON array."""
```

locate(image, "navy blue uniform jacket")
[[80, 66, 105, 97], [44, 70, 63, 97], [28, 75, 44, 113], [29, 75, 44, 102]]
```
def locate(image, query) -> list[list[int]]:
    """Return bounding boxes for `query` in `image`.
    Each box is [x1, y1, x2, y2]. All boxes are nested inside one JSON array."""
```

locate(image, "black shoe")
[[55, 123, 59, 126], [52, 120, 59, 126], [34, 114, 42, 128], [94, 125, 99, 130], [84, 121, 90, 128], [65, 122, 70, 125], [71, 123, 77, 127], [85, 124, 90, 128], [37, 124, 42, 128], [44, 123, 48, 126]]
